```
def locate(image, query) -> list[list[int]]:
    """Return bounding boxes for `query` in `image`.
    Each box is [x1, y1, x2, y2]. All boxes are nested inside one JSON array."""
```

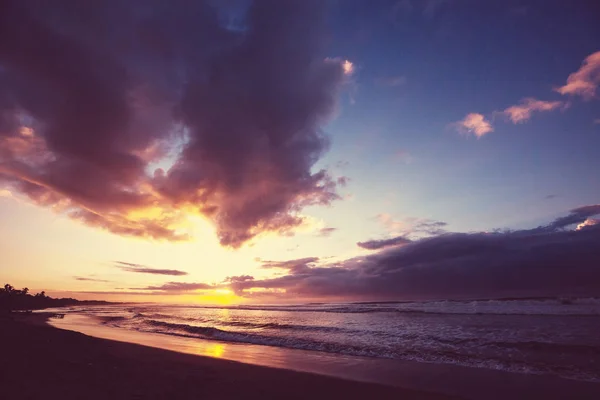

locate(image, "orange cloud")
[[502, 98, 563, 123], [555, 51, 600, 99], [455, 113, 494, 138], [576, 218, 599, 231]]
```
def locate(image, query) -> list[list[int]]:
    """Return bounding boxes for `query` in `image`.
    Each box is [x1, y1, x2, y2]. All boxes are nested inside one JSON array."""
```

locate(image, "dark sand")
[[0, 314, 459, 400]]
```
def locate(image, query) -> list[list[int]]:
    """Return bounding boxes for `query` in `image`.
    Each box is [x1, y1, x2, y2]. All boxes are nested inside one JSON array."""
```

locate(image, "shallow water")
[[46, 298, 600, 383]]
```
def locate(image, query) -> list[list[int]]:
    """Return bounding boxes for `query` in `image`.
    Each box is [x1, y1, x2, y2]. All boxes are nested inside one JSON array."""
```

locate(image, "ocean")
[[47, 298, 600, 383]]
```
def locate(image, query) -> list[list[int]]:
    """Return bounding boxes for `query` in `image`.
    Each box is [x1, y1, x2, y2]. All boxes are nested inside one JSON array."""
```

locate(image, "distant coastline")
[[1, 283, 113, 312]]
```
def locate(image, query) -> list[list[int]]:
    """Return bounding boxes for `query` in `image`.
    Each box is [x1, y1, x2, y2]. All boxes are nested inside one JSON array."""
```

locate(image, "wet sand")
[[0, 314, 457, 400]]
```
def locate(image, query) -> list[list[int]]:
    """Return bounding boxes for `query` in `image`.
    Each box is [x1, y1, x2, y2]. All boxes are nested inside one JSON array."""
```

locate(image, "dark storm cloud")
[[0, 0, 350, 247], [114, 261, 188, 276], [357, 235, 411, 250], [226, 206, 600, 300]]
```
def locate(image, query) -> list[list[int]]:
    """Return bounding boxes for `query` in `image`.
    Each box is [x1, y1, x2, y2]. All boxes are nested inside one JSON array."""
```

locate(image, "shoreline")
[[46, 311, 600, 400], [5, 312, 600, 399], [1, 313, 457, 400]]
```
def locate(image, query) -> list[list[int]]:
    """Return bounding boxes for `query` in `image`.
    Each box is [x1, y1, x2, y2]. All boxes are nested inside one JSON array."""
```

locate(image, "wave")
[[141, 318, 351, 334], [140, 319, 402, 358], [158, 297, 600, 316], [487, 340, 600, 356], [129, 319, 600, 382]]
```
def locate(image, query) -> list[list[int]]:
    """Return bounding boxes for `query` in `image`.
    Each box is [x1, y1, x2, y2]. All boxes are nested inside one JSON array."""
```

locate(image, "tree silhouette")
[[2, 283, 107, 312]]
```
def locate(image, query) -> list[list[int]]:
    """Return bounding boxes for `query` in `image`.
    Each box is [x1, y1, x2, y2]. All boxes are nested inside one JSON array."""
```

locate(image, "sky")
[[1, 0, 599, 304]]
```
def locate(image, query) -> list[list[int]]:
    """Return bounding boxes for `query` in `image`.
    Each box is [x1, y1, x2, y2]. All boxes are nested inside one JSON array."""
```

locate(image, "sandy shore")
[[0, 314, 458, 400]]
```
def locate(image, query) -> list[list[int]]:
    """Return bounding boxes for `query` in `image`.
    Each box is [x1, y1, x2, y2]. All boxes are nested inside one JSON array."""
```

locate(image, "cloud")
[[260, 257, 319, 274], [133, 282, 214, 292], [114, 261, 188, 276], [225, 275, 254, 284], [0, 189, 11, 198], [555, 51, 600, 99], [316, 227, 337, 237], [545, 194, 558, 200], [73, 276, 112, 283], [412, 219, 448, 235], [377, 214, 447, 237], [0, 0, 350, 248], [224, 206, 600, 300], [545, 204, 600, 231], [377, 213, 406, 233], [502, 98, 563, 123], [336, 176, 349, 187], [376, 76, 406, 87], [594, 119, 600, 124], [455, 113, 494, 138], [577, 218, 599, 231], [357, 235, 411, 250]]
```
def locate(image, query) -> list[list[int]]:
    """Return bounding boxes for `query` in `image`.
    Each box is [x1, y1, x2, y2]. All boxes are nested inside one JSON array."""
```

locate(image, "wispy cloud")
[[357, 236, 411, 250], [502, 98, 563, 123], [261, 257, 319, 274], [555, 51, 600, 99], [114, 261, 188, 276], [377, 214, 447, 237], [73, 276, 112, 283], [132, 282, 214, 292], [0, 189, 12, 198], [316, 227, 337, 237], [377, 213, 406, 233], [455, 113, 494, 138]]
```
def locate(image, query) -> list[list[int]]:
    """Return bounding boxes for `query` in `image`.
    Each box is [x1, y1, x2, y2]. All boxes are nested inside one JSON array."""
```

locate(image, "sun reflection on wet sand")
[[47, 313, 382, 381], [198, 342, 225, 358]]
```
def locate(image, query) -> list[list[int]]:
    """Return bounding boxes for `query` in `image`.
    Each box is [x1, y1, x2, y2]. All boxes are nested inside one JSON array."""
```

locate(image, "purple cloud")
[[357, 236, 411, 250], [73, 277, 112, 283], [546, 204, 600, 231], [316, 227, 337, 237], [225, 205, 600, 300], [133, 282, 214, 292], [114, 261, 188, 276], [0, 0, 350, 248]]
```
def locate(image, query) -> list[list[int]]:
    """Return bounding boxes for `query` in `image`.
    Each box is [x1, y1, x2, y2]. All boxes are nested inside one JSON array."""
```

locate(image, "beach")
[[1, 314, 457, 400], [4, 311, 600, 400]]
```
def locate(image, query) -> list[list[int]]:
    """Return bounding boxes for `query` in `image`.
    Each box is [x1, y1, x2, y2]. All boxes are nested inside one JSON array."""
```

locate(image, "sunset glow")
[[0, 0, 599, 307]]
